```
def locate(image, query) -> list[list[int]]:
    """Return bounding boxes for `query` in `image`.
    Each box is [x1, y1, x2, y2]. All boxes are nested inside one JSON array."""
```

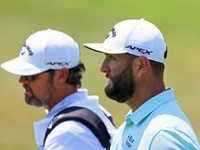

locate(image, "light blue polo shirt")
[[110, 87, 200, 150]]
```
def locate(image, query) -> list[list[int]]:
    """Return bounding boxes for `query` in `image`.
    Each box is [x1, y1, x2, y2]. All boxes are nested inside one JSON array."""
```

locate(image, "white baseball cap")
[[1, 29, 80, 76], [83, 18, 167, 63]]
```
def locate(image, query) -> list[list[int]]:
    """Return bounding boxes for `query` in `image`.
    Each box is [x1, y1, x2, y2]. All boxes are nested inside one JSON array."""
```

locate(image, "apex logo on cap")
[[106, 27, 116, 39], [46, 61, 71, 66], [21, 42, 34, 56], [125, 45, 153, 55]]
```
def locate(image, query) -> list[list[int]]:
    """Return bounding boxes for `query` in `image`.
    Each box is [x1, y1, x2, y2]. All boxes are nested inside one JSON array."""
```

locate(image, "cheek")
[[111, 64, 124, 75], [31, 84, 47, 97]]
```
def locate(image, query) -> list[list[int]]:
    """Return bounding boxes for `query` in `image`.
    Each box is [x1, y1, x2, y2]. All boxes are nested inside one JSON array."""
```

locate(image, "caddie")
[[1, 29, 116, 150], [83, 18, 200, 149]]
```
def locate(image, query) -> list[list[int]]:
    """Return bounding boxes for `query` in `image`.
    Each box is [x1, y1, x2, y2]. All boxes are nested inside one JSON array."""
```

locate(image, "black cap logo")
[[21, 42, 33, 56], [106, 27, 116, 39]]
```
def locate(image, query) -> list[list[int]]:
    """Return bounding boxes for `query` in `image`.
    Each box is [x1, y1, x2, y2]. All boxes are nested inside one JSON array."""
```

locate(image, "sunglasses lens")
[[25, 76, 34, 81]]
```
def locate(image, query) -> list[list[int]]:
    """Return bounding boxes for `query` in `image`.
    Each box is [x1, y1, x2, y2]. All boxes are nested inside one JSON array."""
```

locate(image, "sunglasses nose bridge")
[[19, 76, 31, 83]]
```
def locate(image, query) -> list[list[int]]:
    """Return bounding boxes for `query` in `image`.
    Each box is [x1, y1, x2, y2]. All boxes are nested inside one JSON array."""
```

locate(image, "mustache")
[[106, 73, 112, 79], [23, 84, 32, 91], [106, 74, 116, 83]]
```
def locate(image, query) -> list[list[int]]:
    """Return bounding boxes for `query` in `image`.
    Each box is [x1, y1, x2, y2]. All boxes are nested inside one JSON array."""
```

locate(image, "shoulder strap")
[[43, 107, 111, 150]]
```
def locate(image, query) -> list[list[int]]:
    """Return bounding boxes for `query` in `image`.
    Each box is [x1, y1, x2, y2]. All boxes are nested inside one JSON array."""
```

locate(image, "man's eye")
[[109, 55, 114, 60]]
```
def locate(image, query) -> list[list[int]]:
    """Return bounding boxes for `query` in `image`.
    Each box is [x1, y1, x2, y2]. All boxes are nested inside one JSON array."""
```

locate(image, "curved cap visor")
[[83, 43, 127, 54], [83, 19, 167, 63], [1, 29, 80, 76], [1, 57, 48, 76]]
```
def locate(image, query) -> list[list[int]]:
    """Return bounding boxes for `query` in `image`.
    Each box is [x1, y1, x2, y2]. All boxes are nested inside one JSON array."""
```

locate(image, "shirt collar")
[[125, 87, 175, 125], [46, 89, 88, 116]]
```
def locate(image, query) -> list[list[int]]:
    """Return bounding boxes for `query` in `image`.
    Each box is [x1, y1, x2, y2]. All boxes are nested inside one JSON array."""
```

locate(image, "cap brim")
[[83, 43, 127, 54], [1, 57, 48, 76]]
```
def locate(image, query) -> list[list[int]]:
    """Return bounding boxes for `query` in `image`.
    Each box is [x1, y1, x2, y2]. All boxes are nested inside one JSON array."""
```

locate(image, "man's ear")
[[56, 68, 69, 85], [136, 56, 150, 77]]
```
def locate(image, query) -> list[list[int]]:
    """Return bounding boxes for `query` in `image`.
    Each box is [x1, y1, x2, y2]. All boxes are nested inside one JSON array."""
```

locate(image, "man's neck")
[[126, 80, 166, 113], [46, 85, 77, 112]]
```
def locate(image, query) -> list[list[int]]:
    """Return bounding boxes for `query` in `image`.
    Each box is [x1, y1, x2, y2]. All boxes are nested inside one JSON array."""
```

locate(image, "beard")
[[23, 76, 55, 108], [105, 63, 136, 103]]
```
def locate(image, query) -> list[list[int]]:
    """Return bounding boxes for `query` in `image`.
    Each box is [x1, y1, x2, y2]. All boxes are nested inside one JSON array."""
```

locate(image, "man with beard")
[[1, 29, 116, 150], [83, 19, 200, 149]]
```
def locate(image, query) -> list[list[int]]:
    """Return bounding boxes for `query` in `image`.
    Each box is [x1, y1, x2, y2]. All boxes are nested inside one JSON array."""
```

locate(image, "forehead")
[[104, 54, 132, 69], [104, 53, 129, 59], [33, 71, 52, 80]]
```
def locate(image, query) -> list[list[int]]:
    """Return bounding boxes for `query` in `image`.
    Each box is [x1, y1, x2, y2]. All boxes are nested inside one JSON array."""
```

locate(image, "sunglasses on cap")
[[24, 70, 55, 81]]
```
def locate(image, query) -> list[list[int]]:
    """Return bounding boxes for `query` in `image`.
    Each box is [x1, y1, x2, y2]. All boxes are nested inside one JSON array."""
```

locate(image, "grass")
[[0, 0, 200, 149]]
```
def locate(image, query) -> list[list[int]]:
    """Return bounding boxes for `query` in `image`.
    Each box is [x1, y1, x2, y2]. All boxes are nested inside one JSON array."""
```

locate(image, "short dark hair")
[[67, 63, 85, 88], [127, 53, 138, 62], [48, 62, 85, 88], [126, 53, 164, 76], [149, 60, 164, 76]]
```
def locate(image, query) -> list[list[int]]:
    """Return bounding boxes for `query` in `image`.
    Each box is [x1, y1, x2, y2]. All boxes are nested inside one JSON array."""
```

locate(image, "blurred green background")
[[0, 0, 200, 149]]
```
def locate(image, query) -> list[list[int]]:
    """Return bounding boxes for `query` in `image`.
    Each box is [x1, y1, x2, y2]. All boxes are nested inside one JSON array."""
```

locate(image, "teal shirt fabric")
[[110, 87, 200, 150]]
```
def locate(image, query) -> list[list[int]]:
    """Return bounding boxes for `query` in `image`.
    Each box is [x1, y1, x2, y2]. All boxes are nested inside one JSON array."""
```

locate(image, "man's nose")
[[19, 76, 30, 84], [100, 60, 111, 73]]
